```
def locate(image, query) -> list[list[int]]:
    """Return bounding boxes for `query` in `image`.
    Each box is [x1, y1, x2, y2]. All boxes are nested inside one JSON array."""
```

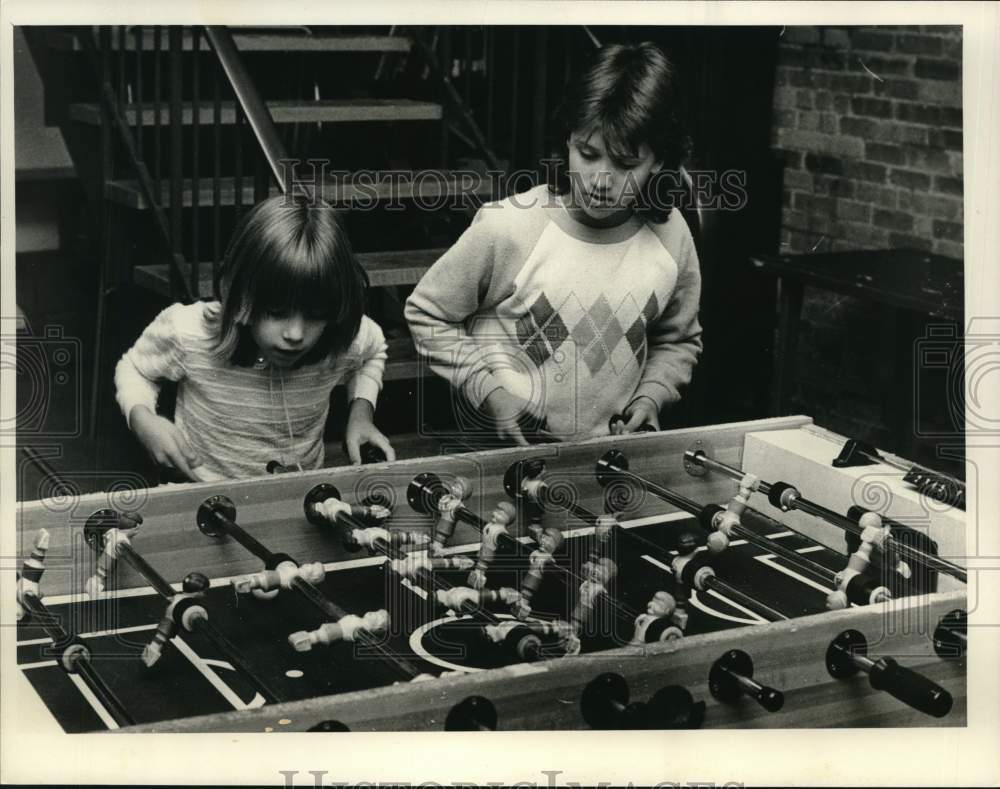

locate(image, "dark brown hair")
[[211, 195, 368, 367], [546, 41, 691, 223]]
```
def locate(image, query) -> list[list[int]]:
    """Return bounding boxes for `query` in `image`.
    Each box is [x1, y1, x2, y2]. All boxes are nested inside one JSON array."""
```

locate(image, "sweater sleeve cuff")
[[119, 391, 158, 430], [632, 380, 680, 412], [346, 373, 381, 408]]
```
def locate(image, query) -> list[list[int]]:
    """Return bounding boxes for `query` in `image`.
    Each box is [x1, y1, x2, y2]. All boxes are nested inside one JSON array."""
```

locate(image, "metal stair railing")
[[81, 25, 291, 440]]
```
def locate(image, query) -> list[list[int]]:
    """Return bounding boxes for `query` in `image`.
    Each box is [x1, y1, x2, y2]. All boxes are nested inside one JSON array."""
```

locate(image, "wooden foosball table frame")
[[14, 415, 968, 732]]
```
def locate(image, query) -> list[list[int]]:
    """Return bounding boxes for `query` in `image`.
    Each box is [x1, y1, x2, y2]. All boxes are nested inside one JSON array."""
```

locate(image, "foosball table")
[[13, 415, 968, 732]]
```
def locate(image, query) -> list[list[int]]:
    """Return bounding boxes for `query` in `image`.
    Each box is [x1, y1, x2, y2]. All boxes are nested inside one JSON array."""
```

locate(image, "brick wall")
[[768, 26, 963, 464], [772, 25, 963, 259]]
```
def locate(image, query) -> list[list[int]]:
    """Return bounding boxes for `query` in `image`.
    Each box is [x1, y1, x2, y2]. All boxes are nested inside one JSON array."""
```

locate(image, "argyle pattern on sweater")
[[514, 289, 661, 377]]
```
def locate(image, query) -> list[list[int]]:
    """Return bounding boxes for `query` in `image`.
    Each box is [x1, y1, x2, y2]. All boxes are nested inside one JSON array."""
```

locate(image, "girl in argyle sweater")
[[406, 42, 702, 445]]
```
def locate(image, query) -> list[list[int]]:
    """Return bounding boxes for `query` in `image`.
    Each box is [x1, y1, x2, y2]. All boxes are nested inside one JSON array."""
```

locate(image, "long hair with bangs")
[[211, 195, 369, 367], [546, 41, 691, 223]]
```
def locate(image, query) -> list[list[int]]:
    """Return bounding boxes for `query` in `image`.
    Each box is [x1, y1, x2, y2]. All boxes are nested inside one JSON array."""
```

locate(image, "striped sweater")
[[405, 184, 702, 441], [115, 301, 386, 480]]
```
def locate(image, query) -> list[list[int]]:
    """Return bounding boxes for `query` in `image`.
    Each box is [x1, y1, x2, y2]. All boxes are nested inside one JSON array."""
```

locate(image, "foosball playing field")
[[14, 416, 968, 732]]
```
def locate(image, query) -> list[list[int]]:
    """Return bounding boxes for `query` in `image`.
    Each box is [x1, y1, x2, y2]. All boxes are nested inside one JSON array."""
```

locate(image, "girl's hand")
[[129, 405, 202, 480], [344, 399, 396, 465], [619, 395, 661, 433], [482, 388, 532, 446]]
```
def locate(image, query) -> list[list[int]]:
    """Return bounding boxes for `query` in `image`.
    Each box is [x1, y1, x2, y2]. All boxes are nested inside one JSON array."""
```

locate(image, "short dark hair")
[[211, 195, 369, 367], [546, 41, 691, 223]]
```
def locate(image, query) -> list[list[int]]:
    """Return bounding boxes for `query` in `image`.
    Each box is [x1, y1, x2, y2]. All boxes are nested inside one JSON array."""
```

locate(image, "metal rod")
[[234, 106, 244, 221], [204, 26, 289, 192], [462, 28, 471, 108], [704, 576, 789, 622], [116, 26, 125, 123], [204, 507, 423, 680], [730, 523, 836, 587], [597, 454, 703, 515], [316, 505, 505, 631], [686, 451, 968, 584], [19, 592, 135, 727], [531, 28, 547, 167], [438, 28, 450, 165], [412, 30, 500, 171], [20, 447, 63, 486], [485, 28, 494, 150], [593, 455, 822, 617], [153, 26, 162, 193], [110, 539, 282, 702], [212, 69, 222, 285], [168, 26, 183, 267], [510, 29, 519, 166], [134, 26, 143, 159], [191, 26, 201, 295]]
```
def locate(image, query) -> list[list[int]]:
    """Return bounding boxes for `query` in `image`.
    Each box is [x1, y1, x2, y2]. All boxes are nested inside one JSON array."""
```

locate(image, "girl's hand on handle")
[[129, 406, 201, 480], [344, 399, 397, 465], [621, 395, 661, 433], [482, 388, 531, 447]]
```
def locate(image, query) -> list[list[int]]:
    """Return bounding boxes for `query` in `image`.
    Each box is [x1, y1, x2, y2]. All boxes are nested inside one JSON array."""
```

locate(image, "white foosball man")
[[826, 512, 894, 610], [430, 476, 474, 554], [706, 472, 759, 553], [632, 590, 685, 644], [288, 609, 391, 652], [231, 560, 326, 600], [16, 529, 50, 621], [468, 502, 516, 590], [511, 527, 563, 620]]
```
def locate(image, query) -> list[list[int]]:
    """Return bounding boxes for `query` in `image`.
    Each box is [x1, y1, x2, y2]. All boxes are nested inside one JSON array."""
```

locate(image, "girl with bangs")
[[115, 195, 395, 481], [406, 41, 702, 445]]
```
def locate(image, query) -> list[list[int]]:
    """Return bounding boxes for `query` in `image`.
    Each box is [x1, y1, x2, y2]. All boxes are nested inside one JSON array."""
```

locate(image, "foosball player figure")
[[632, 590, 685, 645], [505, 458, 547, 542], [435, 586, 520, 614], [232, 557, 326, 601], [83, 513, 142, 597], [346, 524, 430, 554], [666, 530, 701, 629], [826, 512, 894, 610], [483, 621, 545, 663], [430, 476, 474, 554], [706, 472, 759, 553], [569, 557, 618, 640], [512, 527, 564, 620], [15, 529, 50, 621], [468, 502, 516, 590], [143, 572, 211, 667], [307, 485, 427, 555], [288, 610, 391, 653]]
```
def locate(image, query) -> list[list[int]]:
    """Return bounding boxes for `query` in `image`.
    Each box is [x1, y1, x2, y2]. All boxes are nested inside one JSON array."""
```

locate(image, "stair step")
[[69, 99, 443, 127], [106, 172, 495, 209], [48, 29, 412, 54], [384, 336, 424, 381], [134, 248, 443, 297]]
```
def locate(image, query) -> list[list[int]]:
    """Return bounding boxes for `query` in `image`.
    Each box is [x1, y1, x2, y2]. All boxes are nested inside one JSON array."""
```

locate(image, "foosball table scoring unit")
[[14, 415, 967, 732]]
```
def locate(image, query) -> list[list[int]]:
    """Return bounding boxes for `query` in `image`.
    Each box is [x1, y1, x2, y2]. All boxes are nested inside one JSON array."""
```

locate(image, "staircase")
[[27, 24, 553, 456]]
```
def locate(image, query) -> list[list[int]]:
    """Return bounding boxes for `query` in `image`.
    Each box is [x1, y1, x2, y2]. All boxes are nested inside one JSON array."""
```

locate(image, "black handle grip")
[[608, 414, 657, 433], [755, 686, 785, 713], [360, 443, 387, 464], [869, 657, 953, 718]]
